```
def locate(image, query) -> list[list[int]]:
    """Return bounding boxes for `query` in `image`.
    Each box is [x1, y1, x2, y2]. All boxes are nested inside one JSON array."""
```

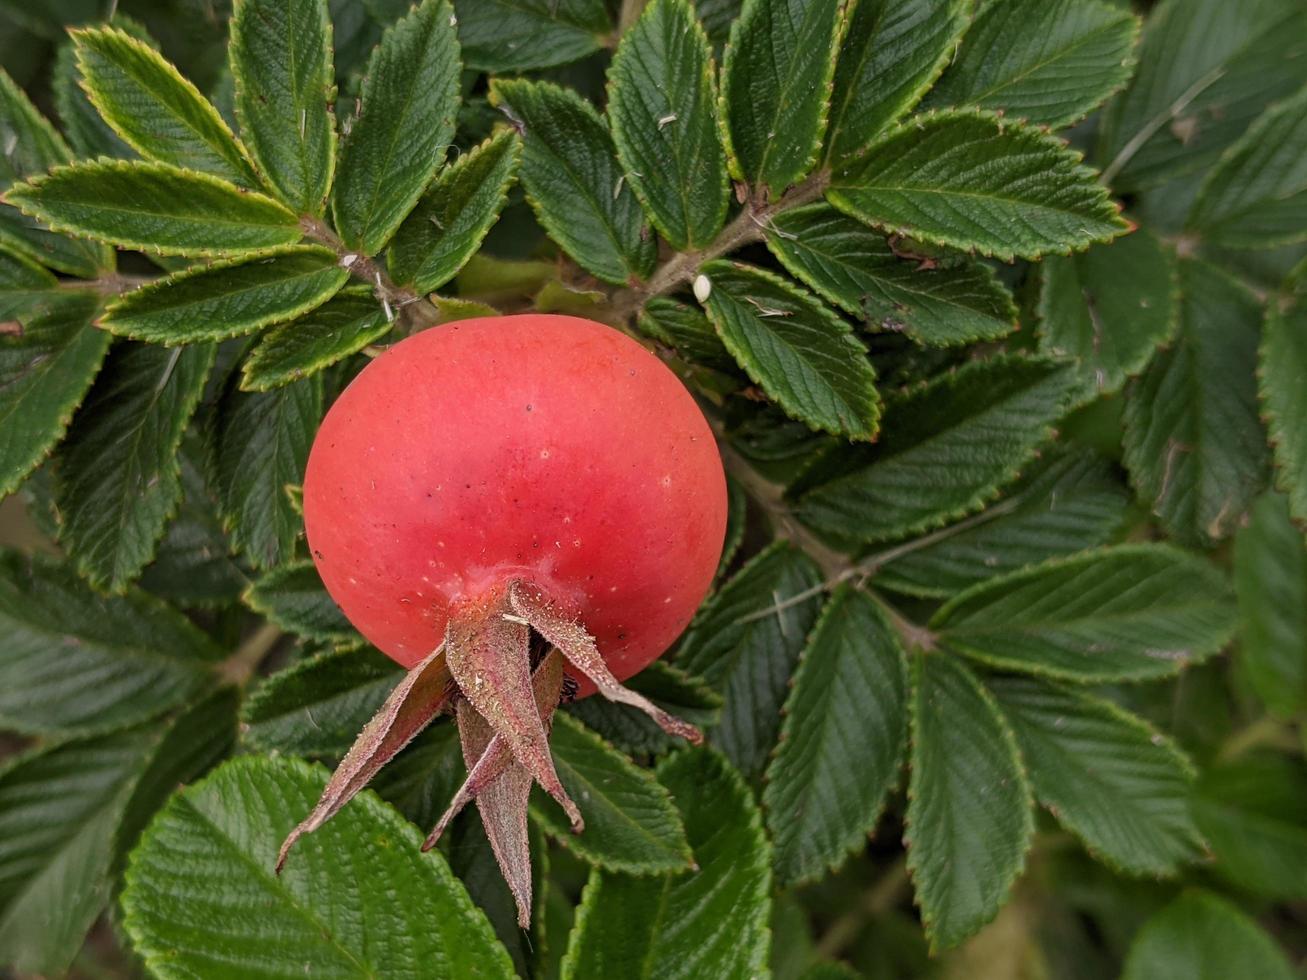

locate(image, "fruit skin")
[[303, 313, 728, 692]]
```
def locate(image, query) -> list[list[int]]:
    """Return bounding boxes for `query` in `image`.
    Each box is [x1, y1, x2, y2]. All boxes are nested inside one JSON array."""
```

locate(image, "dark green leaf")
[[0, 551, 220, 735], [121, 755, 517, 979], [244, 559, 357, 643], [492, 78, 655, 285], [1037, 226, 1178, 398], [874, 447, 1132, 599], [241, 287, 390, 391], [793, 356, 1076, 546], [932, 545, 1238, 683], [54, 341, 215, 592], [387, 129, 521, 293], [768, 202, 1018, 346], [0, 67, 112, 277], [1193, 753, 1307, 901], [763, 587, 907, 885], [213, 373, 322, 569], [0, 291, 108, 498], [230, 0, 337, 214], [830, 110, 1128, 261], [719, 0, 843, 195], [638, 296, 735, 371], [906, 650, 1033, 952], [1234, 493, 1307, 717], [101, 246, 348, 344], [531, 713, 692, 874], [1262, 292, 1307, 523], [1122, 260, 1268, 547], [677, 542, 824, 778], [241, 646, 403, 756], [926, 0, 1139, 129], [608, 0, 729, 250], [1121, 890, 1296, 980], [333, 0, 461, 255], [5, 160, 302, 257], [991, 676, 1201, 875], [0, 248, 57, 323], [563, 660, 722, 756], [452, 0, 611, 72], [53, 32, 137, 161], [700, 260, 880, 440], [73, 26, 258, 186], [1098, 0, 1307, 191], [560, 748, 771, 979]]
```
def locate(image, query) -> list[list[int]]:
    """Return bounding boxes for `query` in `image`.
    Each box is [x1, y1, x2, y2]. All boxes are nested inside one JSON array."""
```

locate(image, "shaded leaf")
[[332, 0, 461, 255], [560, 748, 771, 980], [906, 650, 1033, 952], [230, 0, 337, 214], [491, 78, 655, 285], [1262, 292, 1307, 524], [608, 0, 729, 250], [932, 545, 1237, 683], [121, 755, 517, 979], [0, 551, 219, 735], [101, 246, 348, 344], [53, 31, 138, 161], [1121, 891, 1296, 980], [453, 0, 610, 72], [1122, 260, 1268, 547], [638, 295, 735, 371], [769, 202, 1017, 346], [719, 0, 844, 195], [763, 587, 907, 885], [829, 110, 1128, 261], [241, 287, 390, 391], [244, 559, 358, 644], [991, 676, 1201, 876], [793, 356, 1076, 546]]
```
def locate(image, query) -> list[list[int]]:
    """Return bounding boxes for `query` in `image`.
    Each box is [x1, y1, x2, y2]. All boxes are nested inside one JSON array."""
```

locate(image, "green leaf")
[[990, 676, 1201, 876], [763, 587, 907, 886], [696, 0, 743, 53], [452, 0, 611, 72], [332, 0, 461, 255], [240, 287, 390, 391], [54, 341, 215, 592], [1187, 88, 1307, 249], [560, 748, 771, 980], [244, 559, 358, 643], [230, 0, 337, 215], [906, 650, 1033, 952], [926, 0, 1139, 129], [0, 249, 58, 323], [699, 260, 880, 440], [719, 0, 844, 195], [608, 0, 729, 250], [101, 246, 348, 344], [53, 32, 137, 161], [213, 373, 322, 569], [491, 78, 655, 286], [1122, 260, 1268, 547], [1193, 753, 1307, 901], [1263, 290, 1307, 523], [0, 551, 220, 735], [387, 129, 521, 294], [0, 291, 109, 498], [0, 67, 112, 277], [242, 646, 404, 756], [564, 660, 722, 756], [830, 110, 1128, 261], [1037, 226, 1179, 398], [874, 447, 1132, 599], [1234, 493, 1307, 717], [73, 26, 257, 186], [1121, 890, 1296, 980], [792, 355, 1076, 546], [121, 755, 517, 979], [530, 713, 692, 874], [932, 545, 1238, 683], [768, 202, 1018, 346], [5, 160, 303, 257], [1098, 0, 1307, 191], [824, 0, 969, 163], [676, 542, 824, 778], [638, 296, 735, 371]]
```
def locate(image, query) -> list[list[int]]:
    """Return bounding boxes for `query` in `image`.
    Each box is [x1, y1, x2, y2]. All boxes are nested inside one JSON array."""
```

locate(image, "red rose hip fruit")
[[279, 314, 727, 924]]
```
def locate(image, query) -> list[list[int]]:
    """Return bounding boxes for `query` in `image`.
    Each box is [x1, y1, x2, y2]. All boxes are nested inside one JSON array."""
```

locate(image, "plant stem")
[[616, 0, 648, 35], [218, 622, 284, 687], [1217, 715, 1301, 763]]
